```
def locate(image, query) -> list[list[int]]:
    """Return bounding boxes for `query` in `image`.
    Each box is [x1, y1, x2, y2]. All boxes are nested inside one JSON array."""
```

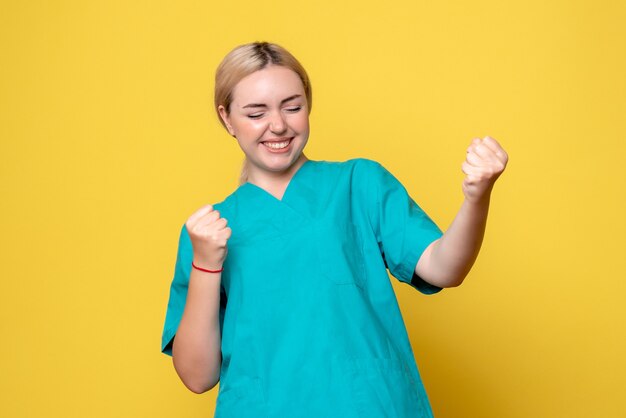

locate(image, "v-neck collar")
[[241, 159, 314, 204], [224, 160, 316, 245]]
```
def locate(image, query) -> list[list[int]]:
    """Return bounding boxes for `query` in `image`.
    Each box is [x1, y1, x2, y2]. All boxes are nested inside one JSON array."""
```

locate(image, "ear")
[[218, 105, 236, 137]]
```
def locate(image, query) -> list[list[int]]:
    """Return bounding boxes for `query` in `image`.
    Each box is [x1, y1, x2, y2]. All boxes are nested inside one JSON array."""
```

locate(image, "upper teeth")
[[264, 140, 290, 149]]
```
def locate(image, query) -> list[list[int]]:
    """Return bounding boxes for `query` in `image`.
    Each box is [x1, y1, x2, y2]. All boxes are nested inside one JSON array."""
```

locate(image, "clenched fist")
[[185, 204, 232, 271], [461, 136, 508, 203]]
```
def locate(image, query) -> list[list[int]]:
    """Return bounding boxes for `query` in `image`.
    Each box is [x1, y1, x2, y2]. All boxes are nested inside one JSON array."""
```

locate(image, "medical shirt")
[[161, 158, 444, 417]]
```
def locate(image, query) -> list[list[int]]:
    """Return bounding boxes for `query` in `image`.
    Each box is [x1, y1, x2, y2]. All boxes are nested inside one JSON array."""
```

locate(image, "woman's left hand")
[[461, 136, 508, 203]]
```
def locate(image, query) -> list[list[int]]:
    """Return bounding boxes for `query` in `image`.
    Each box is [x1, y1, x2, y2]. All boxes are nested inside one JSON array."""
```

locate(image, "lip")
[[260, 137, 293, 153], [261, 137, 293, 143]]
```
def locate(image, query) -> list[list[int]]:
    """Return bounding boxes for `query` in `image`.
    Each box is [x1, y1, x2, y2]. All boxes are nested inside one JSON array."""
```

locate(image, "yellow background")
[[1, 1, 625, 417]]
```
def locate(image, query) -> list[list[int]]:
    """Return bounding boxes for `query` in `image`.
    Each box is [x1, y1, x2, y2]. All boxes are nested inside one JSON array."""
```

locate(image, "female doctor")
[[161, 42, 508, 418]]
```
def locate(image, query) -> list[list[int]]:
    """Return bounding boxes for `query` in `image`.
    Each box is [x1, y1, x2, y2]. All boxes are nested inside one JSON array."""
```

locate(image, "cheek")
[[235, 120, 265, 140], [292, 114, 310, 134]]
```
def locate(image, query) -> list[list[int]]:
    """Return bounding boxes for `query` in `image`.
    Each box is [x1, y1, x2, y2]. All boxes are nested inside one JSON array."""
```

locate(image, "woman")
[[161, 42, 508, 417]]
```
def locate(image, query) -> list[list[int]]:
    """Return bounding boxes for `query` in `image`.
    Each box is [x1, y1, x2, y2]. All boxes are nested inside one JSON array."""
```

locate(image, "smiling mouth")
[[261, 138, 292, 150]]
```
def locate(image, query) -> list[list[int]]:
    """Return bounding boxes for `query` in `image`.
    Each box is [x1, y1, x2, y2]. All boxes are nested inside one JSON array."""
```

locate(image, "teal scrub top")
[[161, 158, 444, 418]]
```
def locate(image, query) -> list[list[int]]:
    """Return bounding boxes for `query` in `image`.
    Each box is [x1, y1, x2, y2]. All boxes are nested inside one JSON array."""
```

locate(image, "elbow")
[[442, 277, 465, 288], [440, 270, 470, 288], [179, 371, 220, 394], [172, 355, 221, 394], [185, 378, 219, 394], [417, 260, 471, 289], [423, 271, 467, 289]]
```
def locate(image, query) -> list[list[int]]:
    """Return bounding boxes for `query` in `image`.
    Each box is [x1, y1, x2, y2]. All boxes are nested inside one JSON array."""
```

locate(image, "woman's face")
[[219, 65, 310, 180]]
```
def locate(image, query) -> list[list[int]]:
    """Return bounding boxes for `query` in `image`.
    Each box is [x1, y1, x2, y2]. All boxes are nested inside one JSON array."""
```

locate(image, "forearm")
[[415, 136, 507, 287], [416, 193, 490, 287], [172, 268, 222, 393]]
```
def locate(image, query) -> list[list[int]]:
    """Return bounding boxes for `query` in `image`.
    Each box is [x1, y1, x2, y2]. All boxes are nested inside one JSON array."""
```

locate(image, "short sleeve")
[[357, 159, 444, 295], [160, 224, 227, 356], [160, 224, 193, 355]]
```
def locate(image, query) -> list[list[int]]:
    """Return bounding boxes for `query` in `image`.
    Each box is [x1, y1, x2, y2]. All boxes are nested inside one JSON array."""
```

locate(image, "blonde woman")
[[161, 42, 508, 417]]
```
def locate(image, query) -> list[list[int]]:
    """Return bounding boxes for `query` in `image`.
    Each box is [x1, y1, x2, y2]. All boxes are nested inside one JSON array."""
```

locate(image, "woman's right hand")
[[185, 204, 232, 270]]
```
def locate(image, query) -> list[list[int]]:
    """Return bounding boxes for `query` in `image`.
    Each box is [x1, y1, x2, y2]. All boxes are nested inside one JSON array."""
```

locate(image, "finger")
[[462, 161, 482, 176], [482, 136, 508, 161], [481, 136, 500, 151], [197, 212, 223, 230], [473, 143, 500, 163], [211, 227, 232, 245], [467, 155, 506, 177], [465, 151, 484, 167], [214, 217, 228, 230], [187, 204, 214, 224], [467, 138, 481, 154], [201, 209, 221, 224]]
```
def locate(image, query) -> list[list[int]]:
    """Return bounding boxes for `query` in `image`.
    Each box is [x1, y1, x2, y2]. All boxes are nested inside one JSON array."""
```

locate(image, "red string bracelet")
[[192, 261, 223, 274]]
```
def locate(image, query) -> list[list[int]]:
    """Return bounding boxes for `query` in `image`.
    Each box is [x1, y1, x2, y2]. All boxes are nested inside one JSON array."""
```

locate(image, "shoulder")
[[315, 157, 382, 168], [344, 158, 393, 186], [306, 158, 395, 195], [311, 157, 386, 178], [212, 187, 241, 217], [313, 158, 395, 201], [348, 157, 386, 174]]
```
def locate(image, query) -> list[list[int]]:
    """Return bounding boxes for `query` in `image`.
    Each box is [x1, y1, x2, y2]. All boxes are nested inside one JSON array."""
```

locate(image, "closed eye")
[[247, 106, 301, 119]]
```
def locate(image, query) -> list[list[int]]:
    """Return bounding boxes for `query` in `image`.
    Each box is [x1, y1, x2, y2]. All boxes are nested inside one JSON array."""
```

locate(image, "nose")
[[269, 111, 287, 134]]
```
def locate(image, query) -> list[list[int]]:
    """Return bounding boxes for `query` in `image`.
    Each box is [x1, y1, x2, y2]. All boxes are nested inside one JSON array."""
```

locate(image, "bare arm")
[[416, 136, 508, 288], [172, 268, 223, 393], [172, 204, 231, 393]]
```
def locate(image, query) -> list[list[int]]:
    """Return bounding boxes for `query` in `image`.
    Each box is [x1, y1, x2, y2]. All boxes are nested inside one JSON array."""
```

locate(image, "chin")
[[263, 159, 298, 173]]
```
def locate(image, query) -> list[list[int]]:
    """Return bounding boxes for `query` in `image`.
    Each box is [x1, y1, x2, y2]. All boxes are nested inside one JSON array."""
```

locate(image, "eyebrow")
[[242, 94, 302, 109]]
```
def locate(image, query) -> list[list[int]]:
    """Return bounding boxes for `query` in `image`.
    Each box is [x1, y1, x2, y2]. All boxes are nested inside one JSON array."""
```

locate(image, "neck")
[[247, 154, 309, 199]]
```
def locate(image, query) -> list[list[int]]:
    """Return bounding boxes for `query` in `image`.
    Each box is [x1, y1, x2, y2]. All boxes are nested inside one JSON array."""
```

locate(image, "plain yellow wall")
[[1, 1, 625, 417]]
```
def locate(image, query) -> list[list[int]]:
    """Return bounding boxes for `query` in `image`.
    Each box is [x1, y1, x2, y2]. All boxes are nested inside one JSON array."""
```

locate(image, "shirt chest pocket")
[[314, 219, 367, 288]]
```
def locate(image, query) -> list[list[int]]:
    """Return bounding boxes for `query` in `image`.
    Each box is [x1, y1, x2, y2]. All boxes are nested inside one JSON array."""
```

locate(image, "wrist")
[[462, 192, 491, 212], [464, 183, 494, 205], [192, 258, 223, 272]]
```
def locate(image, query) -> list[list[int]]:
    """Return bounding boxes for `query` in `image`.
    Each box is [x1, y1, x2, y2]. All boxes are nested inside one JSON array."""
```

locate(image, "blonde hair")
[[214, 42, 312, 184]]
